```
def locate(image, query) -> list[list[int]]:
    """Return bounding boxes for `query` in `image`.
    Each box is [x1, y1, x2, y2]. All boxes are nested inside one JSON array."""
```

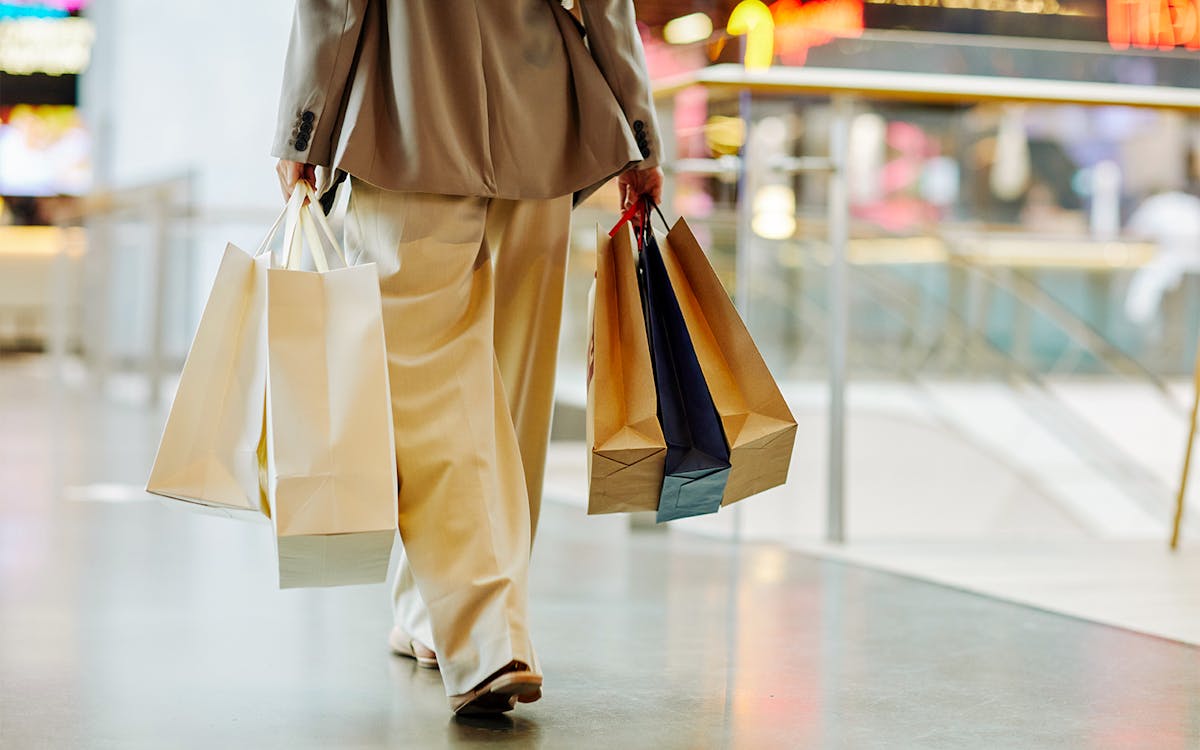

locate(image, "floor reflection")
[[1, 356, 1198, 748]]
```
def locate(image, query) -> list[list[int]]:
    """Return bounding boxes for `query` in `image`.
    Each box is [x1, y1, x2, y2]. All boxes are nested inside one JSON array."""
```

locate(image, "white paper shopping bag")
[[265, 185, 398, 588], [145, 208, 282, 518]]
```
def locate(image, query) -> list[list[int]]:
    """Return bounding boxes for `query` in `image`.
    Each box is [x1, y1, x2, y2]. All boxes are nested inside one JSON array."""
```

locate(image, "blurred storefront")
[[578, 0, 1200, 380], [553, 0, 1200, 551], [0, 0, 92, 351]]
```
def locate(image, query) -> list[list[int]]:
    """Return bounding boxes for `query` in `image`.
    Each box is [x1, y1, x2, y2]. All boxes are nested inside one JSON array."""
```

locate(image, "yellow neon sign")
[[727, 0, 776, 70]]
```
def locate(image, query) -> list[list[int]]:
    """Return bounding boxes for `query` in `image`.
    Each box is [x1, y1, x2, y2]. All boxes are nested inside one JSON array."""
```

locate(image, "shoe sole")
[[453, 673, 543, 715], [517, 687, 542, 704]]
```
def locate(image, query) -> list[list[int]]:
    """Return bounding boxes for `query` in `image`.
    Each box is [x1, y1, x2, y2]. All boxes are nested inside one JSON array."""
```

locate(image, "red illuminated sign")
[[771, 0, 865, 65], [1107, 0, 1200, 50]]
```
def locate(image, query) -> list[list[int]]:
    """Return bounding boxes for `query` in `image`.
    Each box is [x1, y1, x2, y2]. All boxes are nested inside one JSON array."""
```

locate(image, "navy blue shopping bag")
[[634, 199, 731, 523]]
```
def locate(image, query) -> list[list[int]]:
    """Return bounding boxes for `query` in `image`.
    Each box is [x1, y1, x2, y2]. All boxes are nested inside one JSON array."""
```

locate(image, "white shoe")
[[388, 626, 439, 669]]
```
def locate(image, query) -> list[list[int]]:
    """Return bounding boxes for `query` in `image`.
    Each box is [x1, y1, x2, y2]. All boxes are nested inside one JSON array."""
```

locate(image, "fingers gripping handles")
[[254, 183, 349, 271]]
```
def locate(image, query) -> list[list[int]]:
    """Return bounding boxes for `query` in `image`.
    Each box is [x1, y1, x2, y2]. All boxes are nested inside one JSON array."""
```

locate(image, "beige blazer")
[[272, 0, 662, 204]]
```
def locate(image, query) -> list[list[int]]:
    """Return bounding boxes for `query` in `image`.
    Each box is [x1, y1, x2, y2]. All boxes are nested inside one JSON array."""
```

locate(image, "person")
[[271, 0, 664, 716]]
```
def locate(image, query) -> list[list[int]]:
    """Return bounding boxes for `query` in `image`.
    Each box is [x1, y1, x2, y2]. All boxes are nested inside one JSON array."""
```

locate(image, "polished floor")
[[549, 374, 1200, 646], [3, 358, 1200, 749]]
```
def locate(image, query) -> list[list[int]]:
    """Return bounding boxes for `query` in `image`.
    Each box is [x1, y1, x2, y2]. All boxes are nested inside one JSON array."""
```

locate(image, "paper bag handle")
[[253, 183, 350, 271], [252, 187, 304, 258], [282, 183, 350, 271]]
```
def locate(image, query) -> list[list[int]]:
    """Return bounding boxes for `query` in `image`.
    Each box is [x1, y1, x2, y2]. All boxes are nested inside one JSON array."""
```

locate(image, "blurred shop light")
[[848, 113, 885, 204], [704, 115, 746, 156], [1090, 160, 1122, 239], [0, 105, 92, 195], [990, 108, 1031, 201], [15, 0, 88, 8], [771, 0, 864, 66], [727, 0, 775, 70], [757, 115, 788, 147], [664, 12, 714, 45], [752, 185, 797, 239], [0, 3, 67, 19], [0, 17, 93, 75], [920, 156, 961, 207], [1108, 0, 1200, 50]]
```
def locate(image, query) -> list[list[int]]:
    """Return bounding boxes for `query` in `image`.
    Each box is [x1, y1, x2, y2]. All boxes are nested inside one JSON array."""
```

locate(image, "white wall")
[[83, 0, 292, 208], [80, 1, 296, 362]]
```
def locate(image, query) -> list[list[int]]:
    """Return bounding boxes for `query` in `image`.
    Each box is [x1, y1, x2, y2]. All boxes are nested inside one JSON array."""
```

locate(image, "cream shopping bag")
[[265, 185, 397, 588], [586, 223, 666, 514], [658, 218, 797, 506], [145, 202, 286, 517]]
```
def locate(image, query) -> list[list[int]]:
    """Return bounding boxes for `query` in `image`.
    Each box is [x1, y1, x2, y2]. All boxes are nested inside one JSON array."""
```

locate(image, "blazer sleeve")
[[578, 0, 663, 170], [271, 0, 368, 168]]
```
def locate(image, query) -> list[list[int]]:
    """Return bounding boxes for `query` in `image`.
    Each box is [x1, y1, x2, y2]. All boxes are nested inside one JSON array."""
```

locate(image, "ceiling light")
[[663, 12, 713, 45]]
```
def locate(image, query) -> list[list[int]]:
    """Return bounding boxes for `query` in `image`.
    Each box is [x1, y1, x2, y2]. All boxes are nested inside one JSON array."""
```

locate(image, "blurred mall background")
[[3, 0, 1200, 746]]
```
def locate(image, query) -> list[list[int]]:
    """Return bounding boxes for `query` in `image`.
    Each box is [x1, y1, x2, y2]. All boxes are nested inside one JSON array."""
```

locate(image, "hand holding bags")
[[586, 222, 666, 514], [148, 184, 398, 588], [584, 199, 796, 521], [265, 185, 398, 588]]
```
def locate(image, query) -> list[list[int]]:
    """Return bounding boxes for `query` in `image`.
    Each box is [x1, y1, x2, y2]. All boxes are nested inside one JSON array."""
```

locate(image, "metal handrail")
[[653, 62, 1200, 541], [850, 263, 1182, 528], [655, 64, 1200, 110], [949, 256, 1187, 413], [51, 173, 197, 404]]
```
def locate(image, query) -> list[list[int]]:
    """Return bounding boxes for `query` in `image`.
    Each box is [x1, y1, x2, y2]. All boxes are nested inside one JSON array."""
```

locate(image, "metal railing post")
[[147, 188, 171, 406], [826, 95, 853, 544]]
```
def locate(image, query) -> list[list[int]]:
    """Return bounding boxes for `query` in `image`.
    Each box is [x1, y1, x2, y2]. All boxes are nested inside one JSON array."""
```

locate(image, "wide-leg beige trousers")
[[345, 179, 571, 695]]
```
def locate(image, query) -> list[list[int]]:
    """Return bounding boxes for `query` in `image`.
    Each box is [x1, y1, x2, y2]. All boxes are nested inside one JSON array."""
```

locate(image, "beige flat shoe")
[[388, 626, 439, 670], [449, 661, 543, 715]]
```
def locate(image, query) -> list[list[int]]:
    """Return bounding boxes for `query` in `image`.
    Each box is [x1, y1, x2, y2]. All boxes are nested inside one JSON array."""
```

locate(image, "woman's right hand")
[[618, 166, 664, 210], [276, 159, 316, 201]]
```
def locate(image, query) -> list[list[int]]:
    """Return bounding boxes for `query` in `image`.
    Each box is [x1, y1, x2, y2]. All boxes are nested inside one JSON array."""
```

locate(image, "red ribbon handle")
[[607, 201, 643, 238]]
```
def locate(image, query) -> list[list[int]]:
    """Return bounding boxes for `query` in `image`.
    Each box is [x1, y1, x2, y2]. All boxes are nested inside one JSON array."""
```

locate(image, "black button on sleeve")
[[634, 120, 645, 131], [639, 144, 651, 158], [301, 110, 315, 123]]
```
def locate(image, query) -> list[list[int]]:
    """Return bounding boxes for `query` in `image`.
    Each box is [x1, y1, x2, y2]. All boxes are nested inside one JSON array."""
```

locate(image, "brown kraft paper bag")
[[586, 223, 666, 514], [658, 218, 797, 506]]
